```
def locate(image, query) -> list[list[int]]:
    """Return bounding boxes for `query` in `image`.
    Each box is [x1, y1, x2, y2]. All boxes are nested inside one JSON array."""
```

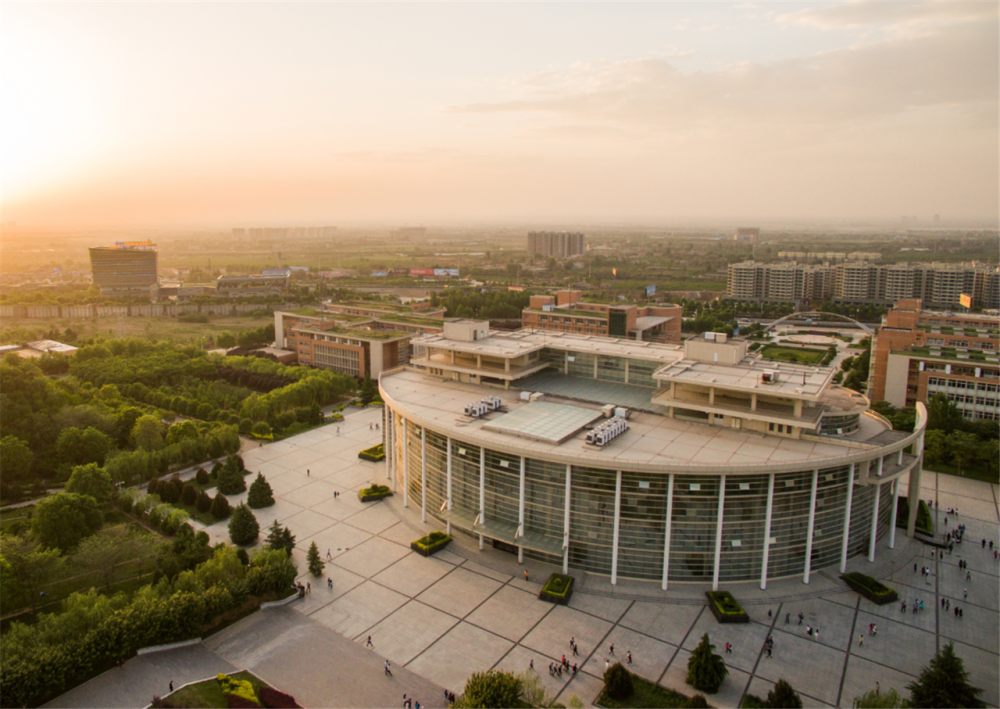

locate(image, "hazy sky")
[[2, 2, 997, 227]]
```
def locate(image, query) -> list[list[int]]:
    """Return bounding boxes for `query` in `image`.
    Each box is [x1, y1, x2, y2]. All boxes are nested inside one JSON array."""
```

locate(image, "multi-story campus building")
[[733, 227, 760, 243], [527, 232, 585, 259], [870, 300, 1000, 420], [89, 242, 159, 297], [728, 260, 1000, 309], [522, 290, 682, 343], [274, 305, 446, 379], [378, 321, 927, 587]]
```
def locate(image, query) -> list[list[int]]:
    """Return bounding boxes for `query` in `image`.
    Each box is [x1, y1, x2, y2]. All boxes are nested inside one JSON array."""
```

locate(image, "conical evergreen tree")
[[228, 503, 259, 546], [217, 459, 247, 495], [210, 491, 231, 519], [307, 541, 325, 576], [247, 473, 275, 508], [765, 679, 802, 708], [265, 520, 296, 555], [908, 644, 985, 708], [686, 633, 728, 693]]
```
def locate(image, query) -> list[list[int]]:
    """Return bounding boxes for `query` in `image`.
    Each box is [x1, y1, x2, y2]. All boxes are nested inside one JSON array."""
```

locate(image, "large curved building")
[[379, 321, 927, 589]]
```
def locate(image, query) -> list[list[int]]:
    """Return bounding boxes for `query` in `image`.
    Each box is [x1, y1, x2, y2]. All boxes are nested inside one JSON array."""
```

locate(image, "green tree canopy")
[[0, 436, 33, 484], [65, 463, 114, 503], [31, 493, 104, 552], [247, 473, 275, 508], [55, 426, 114, 469], [765, 679, 803, 708], [132, 415, 165, 452], [908, 644, 985, 708], [453, 670, 523, 708], [686, 633, 728, 693], [265, 520, 296, 556], [307, 541, 324, 576], [72, 524, 160, 591], [0, 532, 66, 613], [228, 503, 259, 546]]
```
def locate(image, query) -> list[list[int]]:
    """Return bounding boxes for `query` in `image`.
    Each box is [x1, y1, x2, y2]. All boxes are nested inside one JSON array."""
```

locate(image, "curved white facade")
[[380, 368, 927, 589]]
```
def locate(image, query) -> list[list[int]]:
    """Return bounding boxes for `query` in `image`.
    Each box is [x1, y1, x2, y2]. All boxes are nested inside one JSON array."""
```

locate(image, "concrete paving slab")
[[466, 585, 555, 642], [343, 501, 405, 535], [939, 601, 1000, 654], [461, 559, 514, 583], [372, 552, 455, 598], [553, 667, 606, 708], [417, 566, 504, 619], [751, 629, 850, 706], [334, 536, 413, 578], [309, 580, 409, 639], [404, 622, 514, 693], [659, 648, 750, 709], [619, 602, 704, 645], [282, 507, 337, 537], [357, 600, 459, 665], [311, 490, 369, 521], [952, 640, 1000, 709], [745, 675, 833, 708], [520, 605, 614, 666], [432, 548, 466, 565], [299, 522, 374, 562], [379, 519, 427, 547], [853, 610, 936, 677], [579, 625, 673, 684], [680, 615, 772, 674], [299, 563, 367, 610], [281, 479, 340, 509], [331, 463, 384, 491], [769, 596, 857, 651], [840, 654, 916, 708], [567, 593, 633, 623], [492, 645, 567, 699]]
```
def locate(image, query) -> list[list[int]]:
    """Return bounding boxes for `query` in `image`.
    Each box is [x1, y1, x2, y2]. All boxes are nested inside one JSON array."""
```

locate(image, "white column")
[[611, 470, 622, 586], [402, 419, 409, 508], [662, 473, 674, 591], [479, 447, 485, 550], [518, 456, 526, 564], [888, 478, 899, 549], [386, 409, 394, 486], [868, 481, 881, 562], [897, 449, 903, 466], [420, 427, 427, 523], [563, 464, 571, 574], [803, 469, 819, 584], [445, 438, 453, 535], [840, 463, 855, 573], [760, 473, 775, 590], [385, 408, 391, 480], [713, 475, 726, 591]]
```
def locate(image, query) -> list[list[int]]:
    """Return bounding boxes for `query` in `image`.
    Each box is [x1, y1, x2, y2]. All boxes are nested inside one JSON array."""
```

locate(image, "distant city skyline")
[[2, 2, 997, 227]]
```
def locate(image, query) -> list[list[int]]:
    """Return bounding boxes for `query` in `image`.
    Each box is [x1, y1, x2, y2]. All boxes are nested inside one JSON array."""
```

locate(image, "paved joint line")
[[657, 605, 706, 686], [836, 596, 861, 709], [740, 602, 782, 709]]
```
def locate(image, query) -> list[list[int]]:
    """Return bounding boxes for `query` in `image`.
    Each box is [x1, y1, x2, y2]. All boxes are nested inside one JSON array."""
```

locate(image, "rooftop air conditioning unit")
[[601, 404, 616, 418], [529, 392, 544, 402], [520, 391, 532, 401], [614, 407, 629, 419]]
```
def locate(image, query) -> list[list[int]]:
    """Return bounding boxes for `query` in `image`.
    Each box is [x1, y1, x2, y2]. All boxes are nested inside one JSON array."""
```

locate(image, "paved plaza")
[[48, 407, 1000, 707]]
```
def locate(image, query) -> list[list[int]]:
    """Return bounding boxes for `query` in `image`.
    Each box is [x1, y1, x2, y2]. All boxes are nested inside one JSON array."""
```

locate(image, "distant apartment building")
[[274, 304, 446, 379], [89, 242, 159, 298], [522, 290, 682, 343], [527, 231, 585, 258], [241, 227, 336, 239], [870, 299, 1000, 420], [733, 227, 760, 243], [727, 260, 1000, 309]]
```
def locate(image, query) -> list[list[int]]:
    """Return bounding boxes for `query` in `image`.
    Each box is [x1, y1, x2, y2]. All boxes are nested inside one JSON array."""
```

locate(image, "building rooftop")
[[654, 356, 834, 401], [292, 324, 410, 341], [380, 368, 887, 472], [414, 329, 684, 363]]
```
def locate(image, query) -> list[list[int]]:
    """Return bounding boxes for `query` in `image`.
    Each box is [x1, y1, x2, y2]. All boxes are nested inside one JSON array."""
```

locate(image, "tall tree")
[[307, 541, 324, 576], [0, 533, 65, 613], [686, 633, 728, 693], [265, 520, 296, 555], [31, 493, 104, 552], [132, 415, 165, 452], [247, 473, 275, 508], [765, 679, 803, 708], [908, 644, 985, 708], [0, 436, 33, 484], [65, 463, 114, 504], [228, 503, 259, 546], [72, 524, 160, 591]]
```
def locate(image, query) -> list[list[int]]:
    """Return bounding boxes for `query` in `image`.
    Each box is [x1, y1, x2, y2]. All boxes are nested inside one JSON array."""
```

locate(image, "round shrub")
[[247, 473, 275, 509], [684, 695, 710, 708], [239, 418, 253, 435], [196, 490, 213, 513], [251, 422, 271, 437], [604, 662, 634, 701], [195, 468, 210, 486], [147, 478, 160, 495], [217, 465, 247, 495], [159, 480, 181, 504], [119, 493, 134, 513], [211, 461, 223, 479], [236, 548, 250, 566]]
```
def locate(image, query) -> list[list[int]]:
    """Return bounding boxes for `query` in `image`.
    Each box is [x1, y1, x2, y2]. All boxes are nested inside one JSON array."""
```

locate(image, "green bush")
[[217, 460, 247, 495], [195, 468, 210, 486], [604, 663, 634, 701], [708, 591, 745, 615], [358, 444, 386, 462], [211, 492, 231, 519], [842, 572, 897, 604], [358, 484, 392, 501], [247, 473, 275, 509], [181, 483, 198, 506], [542, 573, 573, 597], [685, 695, 710, 708], [228, 504, 259, 546], [196, 491, 213, 513]]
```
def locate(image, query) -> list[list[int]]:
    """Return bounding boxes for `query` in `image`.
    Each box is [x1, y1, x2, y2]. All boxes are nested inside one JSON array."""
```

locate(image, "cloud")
[[447, 18, 997, 132], [777, 0, 997, 32]]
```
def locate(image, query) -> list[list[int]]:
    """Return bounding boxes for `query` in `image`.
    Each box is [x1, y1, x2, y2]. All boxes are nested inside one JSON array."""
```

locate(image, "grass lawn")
[[925, 462, 999, 485], [759, 344, 826, 365], [596, 674, 692, 709], [166, 671, 272, 708], [0, 505, 35, 533]]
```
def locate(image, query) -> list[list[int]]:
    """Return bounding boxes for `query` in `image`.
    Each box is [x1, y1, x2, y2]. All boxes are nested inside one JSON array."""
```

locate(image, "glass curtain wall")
[[810, 465, 851, 571], [767, 469, 815, 579], [424, 430, 448, 518], [406, 423, 424, 509], [567, 352, 595, 379], [450, 439, 482, 519], [617, 472, 668, 581], [525, 458, 566, 542], [718, 474, 769, 584], [670, 476, 720, 582], [626, 359, 661, 387], [484, 450, 520, 529], [568, 466, 616, 575]]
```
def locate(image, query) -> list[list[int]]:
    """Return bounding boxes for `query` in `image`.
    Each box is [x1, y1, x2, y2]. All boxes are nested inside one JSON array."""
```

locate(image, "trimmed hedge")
[[841, 572, 898, 605], [896, 497, 933, 535], [539, 573, 574, 605], [705, 591, 749, 623], [358, 484, 392, 503], [259, 686, 301, 709], [358, 444, 385, 462], [411, 531, 452, 557]]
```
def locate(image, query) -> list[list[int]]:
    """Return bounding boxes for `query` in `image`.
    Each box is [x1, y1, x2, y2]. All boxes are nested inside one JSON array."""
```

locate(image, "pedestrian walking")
[[306, 582, 311, 594], [964, 588, 968, 599], [385, 660, 392, 676], [966, 571, 972, 581], [367, 635, 373, 647], [785, 612, 790, 624], [415, 700, 420, 709], [524, 569, 529, 582], [170, 681, 174, 693], [876, 682, 880, 696], [605, 659, 609, 671], [529, 659, 534, 671], [798, 612, 804, 625], [814, 629, 819, 642], [327, 548, 332, 560], [859, 635, 864, 647], [328, 577, 333, 589], [768, 609, 772, 618], [307, 469, 310, 476], [806, 626, 812, 636], [609, 643, 615, 656], [627, 651, 632, 666], [983, 539, 986, 549], [572, 664, 577, 676], [725, 642, 732, 654]]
